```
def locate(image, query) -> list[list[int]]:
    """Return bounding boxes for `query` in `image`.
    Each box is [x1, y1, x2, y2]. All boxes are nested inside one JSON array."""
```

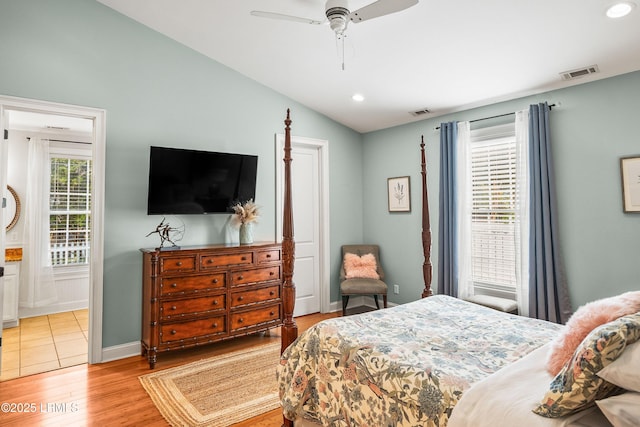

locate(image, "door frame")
[[0, 94, 106, 364], [275, 134, 330, 314]]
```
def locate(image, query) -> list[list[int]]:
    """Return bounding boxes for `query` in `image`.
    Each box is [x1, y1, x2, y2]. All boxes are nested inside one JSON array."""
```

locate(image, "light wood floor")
[[0, 311, 339, 427]]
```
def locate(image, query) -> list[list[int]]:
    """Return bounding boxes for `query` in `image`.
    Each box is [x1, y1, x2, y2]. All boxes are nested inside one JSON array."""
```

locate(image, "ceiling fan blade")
[[250, 10, 325, 25], [349, 0, 418, 23]]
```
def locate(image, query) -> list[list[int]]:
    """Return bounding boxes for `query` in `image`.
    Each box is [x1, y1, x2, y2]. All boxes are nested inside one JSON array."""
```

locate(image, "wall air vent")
[[560, 65, 600, 81], [410, 108, 431, 117]]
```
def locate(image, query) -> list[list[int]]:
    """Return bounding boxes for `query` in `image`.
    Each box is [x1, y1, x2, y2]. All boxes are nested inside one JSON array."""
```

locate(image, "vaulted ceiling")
[[97, 0, 640, 133]]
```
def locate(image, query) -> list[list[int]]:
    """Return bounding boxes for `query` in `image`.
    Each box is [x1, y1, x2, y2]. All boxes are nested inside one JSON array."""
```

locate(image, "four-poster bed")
[[276, 110, 634, 427]]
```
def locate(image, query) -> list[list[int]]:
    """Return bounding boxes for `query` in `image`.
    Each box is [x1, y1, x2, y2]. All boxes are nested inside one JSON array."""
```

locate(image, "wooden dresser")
[[140, 242, 282, 368]]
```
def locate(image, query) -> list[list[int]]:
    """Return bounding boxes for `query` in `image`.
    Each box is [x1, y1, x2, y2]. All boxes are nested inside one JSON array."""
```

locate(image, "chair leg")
[[373, 294, 380, 309], [342, 296, 349, 316], [383, 294, 388, 308]]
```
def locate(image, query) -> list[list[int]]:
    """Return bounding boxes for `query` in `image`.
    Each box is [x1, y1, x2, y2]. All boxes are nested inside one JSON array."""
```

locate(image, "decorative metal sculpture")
[[146, 217, 184, 249]]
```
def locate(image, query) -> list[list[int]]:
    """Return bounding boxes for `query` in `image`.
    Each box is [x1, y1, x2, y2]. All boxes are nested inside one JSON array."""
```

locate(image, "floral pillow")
[[533, 312, 640, 418], [344, 253, 379, 279], [546, 291, 640, 376]]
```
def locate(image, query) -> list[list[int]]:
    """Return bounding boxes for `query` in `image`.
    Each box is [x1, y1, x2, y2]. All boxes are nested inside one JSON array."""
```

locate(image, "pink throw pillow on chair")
[[344, 253, 379, 280], [546, 291, 640, 376]]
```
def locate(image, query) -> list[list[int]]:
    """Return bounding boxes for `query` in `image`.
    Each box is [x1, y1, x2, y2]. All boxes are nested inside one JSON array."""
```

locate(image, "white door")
[[276, 134, 330, 316]]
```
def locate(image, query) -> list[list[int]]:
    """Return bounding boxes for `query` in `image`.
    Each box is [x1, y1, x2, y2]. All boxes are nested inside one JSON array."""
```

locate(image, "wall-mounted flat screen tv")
[[147, 146, 258, 215]]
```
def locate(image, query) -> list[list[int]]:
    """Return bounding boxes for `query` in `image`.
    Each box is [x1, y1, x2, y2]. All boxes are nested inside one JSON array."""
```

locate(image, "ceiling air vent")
[[410, 108, 431, 117], [560, 65, 600, 81]]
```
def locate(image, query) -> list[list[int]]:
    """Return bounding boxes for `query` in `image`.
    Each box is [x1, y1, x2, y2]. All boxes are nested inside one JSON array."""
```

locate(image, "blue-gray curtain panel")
[[437, 122, 458, 297], [528, 102, 572, 323]]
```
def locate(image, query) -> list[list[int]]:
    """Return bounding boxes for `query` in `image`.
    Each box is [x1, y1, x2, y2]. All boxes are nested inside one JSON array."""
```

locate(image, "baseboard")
[[18, 301, 89, 319], [326, 296, 397, 314], [100, 341, 141, 363]]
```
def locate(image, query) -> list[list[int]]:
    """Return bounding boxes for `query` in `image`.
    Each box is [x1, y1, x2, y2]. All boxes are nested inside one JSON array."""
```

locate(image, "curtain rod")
[[434, 103, 556, 131], [27, 136, 92, 145]]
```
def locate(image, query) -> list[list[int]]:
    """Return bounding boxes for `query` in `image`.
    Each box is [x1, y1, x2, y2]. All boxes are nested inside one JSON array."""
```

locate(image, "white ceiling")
[[96, 0, 640, 133]]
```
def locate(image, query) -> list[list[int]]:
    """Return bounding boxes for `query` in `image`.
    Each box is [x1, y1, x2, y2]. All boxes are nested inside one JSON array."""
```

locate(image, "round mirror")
[[4, 185, 21, 231]]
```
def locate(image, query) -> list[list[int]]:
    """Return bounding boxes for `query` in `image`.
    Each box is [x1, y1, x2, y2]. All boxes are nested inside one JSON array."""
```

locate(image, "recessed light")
[[352, 94, 365, 102], [606, 1, 636, 18]]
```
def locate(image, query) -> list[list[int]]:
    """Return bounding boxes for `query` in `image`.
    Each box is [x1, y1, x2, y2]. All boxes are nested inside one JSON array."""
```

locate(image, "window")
[[456, 120, 529, 304], [49, 156, 92, 266], [469, 127, 518, 297]]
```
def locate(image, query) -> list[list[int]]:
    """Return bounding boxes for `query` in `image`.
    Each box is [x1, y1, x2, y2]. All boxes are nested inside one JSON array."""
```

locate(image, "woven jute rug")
[[139, 342, 282, 427]]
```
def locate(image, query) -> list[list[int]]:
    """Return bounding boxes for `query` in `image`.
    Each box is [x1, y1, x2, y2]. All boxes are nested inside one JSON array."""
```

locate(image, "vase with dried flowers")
[[230, 199, 260, 244]]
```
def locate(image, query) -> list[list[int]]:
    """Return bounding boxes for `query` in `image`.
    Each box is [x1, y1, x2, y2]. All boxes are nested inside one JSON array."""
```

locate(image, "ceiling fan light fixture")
[[325, 0, 350, 34], [606, 1, 636, 18], [352, 93, 365, 102]]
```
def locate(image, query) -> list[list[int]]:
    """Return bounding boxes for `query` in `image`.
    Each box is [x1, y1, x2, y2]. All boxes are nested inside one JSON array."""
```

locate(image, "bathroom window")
[[49, 156, 92, 266]]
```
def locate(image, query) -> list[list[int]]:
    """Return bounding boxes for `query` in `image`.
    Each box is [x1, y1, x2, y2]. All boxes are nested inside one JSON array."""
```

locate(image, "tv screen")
[[147, 146, 258, 215]]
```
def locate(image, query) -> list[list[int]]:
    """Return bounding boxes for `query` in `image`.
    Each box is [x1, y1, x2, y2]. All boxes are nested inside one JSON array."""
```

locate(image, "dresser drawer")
[[160, 256, 196, 273], [231, 304, 281, 331], [160, 273, 225, 295], [257, 249, 281, 264], [230, 266, 280, 287], [200, 252, 253, 269], [160, 315, 226, 343], [160, 295, 226, 319], [231, 285, 280, 308]]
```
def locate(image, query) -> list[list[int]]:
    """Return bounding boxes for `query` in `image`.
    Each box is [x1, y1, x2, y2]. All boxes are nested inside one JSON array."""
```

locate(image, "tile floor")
[[0, 309, 88, 381]]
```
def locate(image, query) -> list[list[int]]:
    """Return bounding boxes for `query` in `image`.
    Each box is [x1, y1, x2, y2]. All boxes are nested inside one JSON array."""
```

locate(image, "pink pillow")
[[546, 291, 640, 376], [344, 253, 379, 279]]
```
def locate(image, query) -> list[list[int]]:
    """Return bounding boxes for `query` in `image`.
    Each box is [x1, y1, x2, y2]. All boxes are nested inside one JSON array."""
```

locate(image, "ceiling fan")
[[251, 0, 419, 69]]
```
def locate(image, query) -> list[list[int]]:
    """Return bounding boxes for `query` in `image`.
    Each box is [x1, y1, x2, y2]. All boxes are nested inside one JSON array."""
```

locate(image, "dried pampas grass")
[[230, 199, 260, 228]]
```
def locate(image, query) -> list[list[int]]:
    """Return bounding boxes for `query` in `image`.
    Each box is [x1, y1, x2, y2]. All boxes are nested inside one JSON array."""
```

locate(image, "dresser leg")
[[148, 349, 157, 369]]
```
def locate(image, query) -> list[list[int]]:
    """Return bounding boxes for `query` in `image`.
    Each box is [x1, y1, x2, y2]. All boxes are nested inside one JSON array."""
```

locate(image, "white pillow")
[[596, 392, 640, 427], [597, 341, 640, 392]]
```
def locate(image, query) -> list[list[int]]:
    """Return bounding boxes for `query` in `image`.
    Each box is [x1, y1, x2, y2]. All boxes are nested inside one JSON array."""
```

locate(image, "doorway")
[[275, 134, 330, 316], [0, 95, 105, 378]]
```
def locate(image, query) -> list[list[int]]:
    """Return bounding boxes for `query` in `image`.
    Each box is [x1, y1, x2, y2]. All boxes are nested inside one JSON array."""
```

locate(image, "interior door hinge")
[[3, 129, 7, 140]]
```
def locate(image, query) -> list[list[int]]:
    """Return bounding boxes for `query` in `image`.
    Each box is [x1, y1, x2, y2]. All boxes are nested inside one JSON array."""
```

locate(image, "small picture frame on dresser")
[[620, 156, 640, 213]]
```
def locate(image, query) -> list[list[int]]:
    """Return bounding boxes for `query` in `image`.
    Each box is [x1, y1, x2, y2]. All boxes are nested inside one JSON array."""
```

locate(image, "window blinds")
[[469, 134, 518, 293]]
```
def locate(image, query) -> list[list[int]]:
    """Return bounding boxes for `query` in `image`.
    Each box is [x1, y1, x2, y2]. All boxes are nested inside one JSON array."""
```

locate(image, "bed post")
[[420, 136, 433, 298], [281, 109, 298, 427], [281, 109, 298, 351]]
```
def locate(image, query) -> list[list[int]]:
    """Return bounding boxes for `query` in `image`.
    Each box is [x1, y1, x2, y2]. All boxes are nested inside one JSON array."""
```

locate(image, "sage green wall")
[[0, 0, 364, 348], [363, 71, 640, 311]]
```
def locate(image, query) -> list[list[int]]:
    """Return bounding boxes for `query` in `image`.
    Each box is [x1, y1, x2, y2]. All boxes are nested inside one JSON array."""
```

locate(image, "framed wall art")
[[388, 176, 411, 212], [620, 156, 640, 213]]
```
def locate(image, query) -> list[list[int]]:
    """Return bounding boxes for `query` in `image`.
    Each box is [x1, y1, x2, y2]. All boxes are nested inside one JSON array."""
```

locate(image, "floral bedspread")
[[277, 295, 561, 427]]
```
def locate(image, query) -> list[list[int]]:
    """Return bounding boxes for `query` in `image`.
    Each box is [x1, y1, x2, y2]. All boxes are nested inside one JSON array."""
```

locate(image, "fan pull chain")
[[336, 33, 346, 70]]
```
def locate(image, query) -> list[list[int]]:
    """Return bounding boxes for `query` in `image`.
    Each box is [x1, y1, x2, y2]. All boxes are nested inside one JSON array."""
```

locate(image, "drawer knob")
[[270, 291, 275, 296], [171, 283, 178, 288], [269, 271, 274, 276], [270, 311, 275, 316], [171, 330, 177, 335], [207, 259, 213, 264], [238, 318, 244, 324], [266, 254, 272, 258], [212, 278, 218, 284], [213, 300, 219, 305], [237, 275, 244, 280], [238, 296, 244, 301], [241, 256, 247, 261], [176, 261, 182, 266], [212, 322, 218, 328], [171, 305, 177, 310]]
